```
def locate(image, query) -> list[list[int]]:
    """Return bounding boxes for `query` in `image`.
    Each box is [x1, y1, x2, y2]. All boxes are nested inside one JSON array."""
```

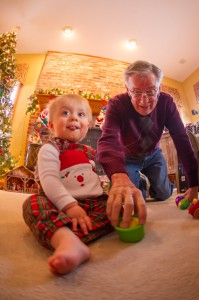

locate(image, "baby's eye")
[[63, 110, 70, 116], [78, 112, 86, 118]]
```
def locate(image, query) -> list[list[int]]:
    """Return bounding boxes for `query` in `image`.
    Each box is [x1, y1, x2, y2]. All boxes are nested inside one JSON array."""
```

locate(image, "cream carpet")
[[0, 190, 199, 300]]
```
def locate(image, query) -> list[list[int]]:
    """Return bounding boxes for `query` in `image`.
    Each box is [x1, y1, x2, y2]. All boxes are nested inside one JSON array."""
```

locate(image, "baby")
[[23, 94, 113, 275]]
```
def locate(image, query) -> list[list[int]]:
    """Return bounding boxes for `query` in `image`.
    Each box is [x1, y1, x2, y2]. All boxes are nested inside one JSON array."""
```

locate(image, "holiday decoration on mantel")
[[0, 31, 18, 185], [26, 93, 39, 116], [95, 100, 107, 128], [28, 107, 49, 144], [26, 90, 110, 144], [26, 89, 110, 115]]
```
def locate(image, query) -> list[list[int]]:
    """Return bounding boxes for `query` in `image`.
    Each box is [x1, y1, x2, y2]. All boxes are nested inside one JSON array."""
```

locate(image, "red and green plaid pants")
[[23, 194, 114, 250]]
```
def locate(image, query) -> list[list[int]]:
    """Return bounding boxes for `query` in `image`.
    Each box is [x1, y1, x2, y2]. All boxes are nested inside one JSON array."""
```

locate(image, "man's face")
[[126, 72, 160, 116]]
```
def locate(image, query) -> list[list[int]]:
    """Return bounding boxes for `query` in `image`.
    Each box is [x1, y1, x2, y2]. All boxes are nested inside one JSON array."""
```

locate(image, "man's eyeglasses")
[[128, 88, 158, 99]]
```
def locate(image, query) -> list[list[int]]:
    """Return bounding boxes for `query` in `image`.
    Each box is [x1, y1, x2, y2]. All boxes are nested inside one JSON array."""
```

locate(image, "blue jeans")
[[125, 148, 173, 200]]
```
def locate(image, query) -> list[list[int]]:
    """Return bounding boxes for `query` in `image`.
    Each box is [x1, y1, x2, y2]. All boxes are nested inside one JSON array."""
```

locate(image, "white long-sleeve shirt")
[[35, 139, 103, 211]]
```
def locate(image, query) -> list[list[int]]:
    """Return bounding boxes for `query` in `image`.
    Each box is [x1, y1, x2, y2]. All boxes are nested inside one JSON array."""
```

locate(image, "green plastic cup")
[[114, 215, 145, 243]]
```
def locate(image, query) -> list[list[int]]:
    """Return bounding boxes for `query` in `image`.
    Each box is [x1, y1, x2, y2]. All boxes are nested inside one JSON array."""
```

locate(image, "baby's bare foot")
[[48, 243, 91, 275]]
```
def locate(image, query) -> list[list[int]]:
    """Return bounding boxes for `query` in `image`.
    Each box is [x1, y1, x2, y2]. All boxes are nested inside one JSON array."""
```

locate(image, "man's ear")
[[125, 84, 131, 98], [156, 84, 161, 99]]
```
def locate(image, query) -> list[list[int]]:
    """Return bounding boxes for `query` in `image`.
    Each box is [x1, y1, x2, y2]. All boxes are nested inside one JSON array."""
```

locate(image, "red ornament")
[[0, 149, 2, 155]]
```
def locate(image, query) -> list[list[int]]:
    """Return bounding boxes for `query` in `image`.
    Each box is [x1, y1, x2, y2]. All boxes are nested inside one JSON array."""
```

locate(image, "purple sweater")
[[97, 92, 198, 187]]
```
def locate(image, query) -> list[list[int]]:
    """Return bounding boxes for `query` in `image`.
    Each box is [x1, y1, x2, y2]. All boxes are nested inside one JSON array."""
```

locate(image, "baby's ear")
[[48, 121, 54, 131]]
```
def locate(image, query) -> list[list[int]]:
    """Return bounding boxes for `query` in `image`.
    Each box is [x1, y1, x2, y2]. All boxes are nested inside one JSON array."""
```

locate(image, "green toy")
[[175, 195, 190, 210]]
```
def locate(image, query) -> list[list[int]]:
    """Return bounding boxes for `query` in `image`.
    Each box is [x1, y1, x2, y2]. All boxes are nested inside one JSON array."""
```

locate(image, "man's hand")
[[183, 186, 199, 202], [106, 173, 147, 228], [106, 184, 133, 227], [64, 204, 92, 235]]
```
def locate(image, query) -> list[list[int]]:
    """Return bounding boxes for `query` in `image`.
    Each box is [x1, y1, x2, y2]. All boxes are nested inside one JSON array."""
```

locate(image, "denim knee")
[[152, 183, 173, 201]]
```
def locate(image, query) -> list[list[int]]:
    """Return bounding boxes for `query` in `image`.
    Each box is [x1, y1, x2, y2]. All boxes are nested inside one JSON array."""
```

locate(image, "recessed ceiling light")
[[179, 58, 186, 64], [63, 26, 73, 35], [127, 39, 137, 49]]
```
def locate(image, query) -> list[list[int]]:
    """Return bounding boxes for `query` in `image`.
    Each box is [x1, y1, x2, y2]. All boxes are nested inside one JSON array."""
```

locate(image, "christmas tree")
[[0, 31, 18, 185]]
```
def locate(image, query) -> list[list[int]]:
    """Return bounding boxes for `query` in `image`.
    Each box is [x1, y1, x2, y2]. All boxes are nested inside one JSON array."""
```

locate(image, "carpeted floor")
[[0, 190, 199, 300]]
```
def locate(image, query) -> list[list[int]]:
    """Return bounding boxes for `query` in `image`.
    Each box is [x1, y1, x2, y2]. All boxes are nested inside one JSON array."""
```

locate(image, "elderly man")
[[98, 60, 198, 228]]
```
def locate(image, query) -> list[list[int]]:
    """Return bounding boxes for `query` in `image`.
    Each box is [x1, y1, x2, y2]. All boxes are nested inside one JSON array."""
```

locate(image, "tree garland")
[[0, 31, 18, 182]]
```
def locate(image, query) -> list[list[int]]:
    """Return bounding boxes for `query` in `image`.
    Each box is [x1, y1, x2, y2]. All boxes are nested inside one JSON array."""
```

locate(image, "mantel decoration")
[[26, 89, 110, 144], [0, 31, 18, 185], [26, 89, 110, 115]]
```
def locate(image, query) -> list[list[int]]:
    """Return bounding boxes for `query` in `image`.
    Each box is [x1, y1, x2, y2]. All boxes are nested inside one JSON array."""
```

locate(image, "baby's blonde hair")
[[48, 94, 93, 123]]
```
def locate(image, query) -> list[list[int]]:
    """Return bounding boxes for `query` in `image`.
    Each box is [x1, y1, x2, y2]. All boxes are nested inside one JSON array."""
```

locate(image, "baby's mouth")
[[68, 126, 78, 131]]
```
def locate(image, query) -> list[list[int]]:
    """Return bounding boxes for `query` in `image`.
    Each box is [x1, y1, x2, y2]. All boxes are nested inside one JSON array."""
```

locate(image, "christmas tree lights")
[[0, 31, 18, 184]]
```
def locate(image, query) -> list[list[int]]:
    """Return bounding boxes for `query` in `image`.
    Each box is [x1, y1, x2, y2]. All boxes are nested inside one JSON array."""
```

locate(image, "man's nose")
[[141, 92, 148, 98], [140, 93, 149, 103]]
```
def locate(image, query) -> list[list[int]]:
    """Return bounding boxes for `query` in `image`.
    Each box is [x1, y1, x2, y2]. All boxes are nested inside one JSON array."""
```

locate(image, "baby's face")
[[49, 100, 89, 142]]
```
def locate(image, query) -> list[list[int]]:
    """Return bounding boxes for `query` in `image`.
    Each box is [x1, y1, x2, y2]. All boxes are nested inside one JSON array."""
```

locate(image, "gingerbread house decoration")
[[4, 166, 40, 193]]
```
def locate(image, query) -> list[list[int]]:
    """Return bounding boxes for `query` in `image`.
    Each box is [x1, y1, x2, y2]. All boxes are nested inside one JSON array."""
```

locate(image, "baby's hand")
[[65, 205, 92, 235], [89, 160, 96, 169]]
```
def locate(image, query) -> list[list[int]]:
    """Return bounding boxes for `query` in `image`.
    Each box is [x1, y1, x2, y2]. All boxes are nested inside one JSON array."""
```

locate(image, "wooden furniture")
[[159, 131, 178, 188], [160, 130, 199, 192], [186, 130, 199, 189]]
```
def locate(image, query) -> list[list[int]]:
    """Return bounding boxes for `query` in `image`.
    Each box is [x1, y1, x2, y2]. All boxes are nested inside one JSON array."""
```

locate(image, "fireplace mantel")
[[36, 94, 107, 115]]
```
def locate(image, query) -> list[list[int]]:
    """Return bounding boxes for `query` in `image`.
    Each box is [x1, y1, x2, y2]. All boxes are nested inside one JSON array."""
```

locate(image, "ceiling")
[[1, 0, 199, 82]]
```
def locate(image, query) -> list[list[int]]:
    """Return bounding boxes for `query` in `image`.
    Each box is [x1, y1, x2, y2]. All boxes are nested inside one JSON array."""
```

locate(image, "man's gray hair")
[[124, 60, 163, 86]]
